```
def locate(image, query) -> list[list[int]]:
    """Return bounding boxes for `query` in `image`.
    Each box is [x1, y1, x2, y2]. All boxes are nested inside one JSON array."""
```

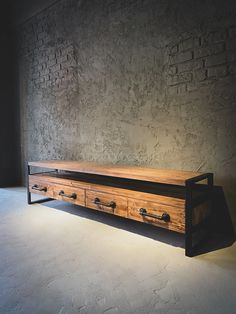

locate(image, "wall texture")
[[17, 0, 236, 228]]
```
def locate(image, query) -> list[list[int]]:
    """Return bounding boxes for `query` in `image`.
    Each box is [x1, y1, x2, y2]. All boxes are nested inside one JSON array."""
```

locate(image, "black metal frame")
[[27, 164, 55, 205], [185, 173, 214, 257]]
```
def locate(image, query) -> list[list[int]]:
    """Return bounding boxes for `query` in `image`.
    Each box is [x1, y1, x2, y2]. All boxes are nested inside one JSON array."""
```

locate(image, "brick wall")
[[166, 27, 236, 94], [18, 1, 77, 93], [17, 0, 236, 228]]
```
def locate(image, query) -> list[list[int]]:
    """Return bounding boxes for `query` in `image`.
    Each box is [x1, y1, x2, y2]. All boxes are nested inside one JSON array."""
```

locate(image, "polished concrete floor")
[[0, 187, 235, 314]]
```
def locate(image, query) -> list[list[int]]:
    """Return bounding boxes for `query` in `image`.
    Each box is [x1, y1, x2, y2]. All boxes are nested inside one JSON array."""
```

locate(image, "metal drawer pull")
[[59, 190, 77, 199], [139, 208, 170, 222], [32, 184, 47, 192], [94, 197, 116, 209]]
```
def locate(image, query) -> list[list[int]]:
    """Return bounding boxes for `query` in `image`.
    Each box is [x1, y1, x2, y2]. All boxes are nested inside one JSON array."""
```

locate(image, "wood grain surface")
[[86, 190, 128, 217], [128, 198, 185, 233], [28, 160, 204, 186]]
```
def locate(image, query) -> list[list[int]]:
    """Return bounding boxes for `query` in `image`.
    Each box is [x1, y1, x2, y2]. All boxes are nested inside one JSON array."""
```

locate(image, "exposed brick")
[[170, 45, 178, 55], [67, 55, 76, 66], [194, 69, 207, 81], [56, 50, 62, 58], [50, 64, 61, 73], [207, 65, 227, 78], [168, 65, 177, 75], [49, 53, 56, 61], [57, 55, 68, 63], [48, 58, 57, 67], [41, 63, 47, 69], [187, 82, 198, 92], [62, 45, 74, 56], [59, 70, 67, 78], [177, 84, 187, 94], [194, 37, 201, 47], [208, 30, 227, 43], [178, 60, 202, 73], [37, 32, 45, 40], [61, 62, 69, 70], [46, 81, 52, 88], [168, 85, 178, 96], [167, 72, 192, 86], [194, 43, 224, 59], [41, 68, 50, 76], [179, 38, 194, 52], [43, 35, 51, 43], [170, 51, 193, 65], [205, 53, 226, 67], [35, 39, 44, 47]]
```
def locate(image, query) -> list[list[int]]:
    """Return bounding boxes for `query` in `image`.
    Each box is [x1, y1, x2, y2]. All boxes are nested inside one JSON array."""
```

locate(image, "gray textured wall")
[[17, 0, 236, 228]]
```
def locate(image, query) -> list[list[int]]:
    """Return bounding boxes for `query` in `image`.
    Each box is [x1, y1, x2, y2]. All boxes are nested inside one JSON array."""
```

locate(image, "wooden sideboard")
[[27, 160, 213, 257]]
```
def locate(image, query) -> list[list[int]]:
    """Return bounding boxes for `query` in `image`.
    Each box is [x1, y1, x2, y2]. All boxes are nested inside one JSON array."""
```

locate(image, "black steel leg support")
[[27, 164, 53, 205], [185, 173, 214, 257], [185, 180, 193, 257]]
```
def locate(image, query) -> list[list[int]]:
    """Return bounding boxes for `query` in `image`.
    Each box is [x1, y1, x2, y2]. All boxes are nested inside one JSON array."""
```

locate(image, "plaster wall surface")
[[17, 0, 236, 228]]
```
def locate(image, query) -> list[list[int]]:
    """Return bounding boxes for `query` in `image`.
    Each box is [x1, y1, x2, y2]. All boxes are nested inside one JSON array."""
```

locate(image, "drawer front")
[[86, 190, 127, 217], [29, 178, 54, 198], [52, 184, 85, 206], [128, 198, 185, 233]]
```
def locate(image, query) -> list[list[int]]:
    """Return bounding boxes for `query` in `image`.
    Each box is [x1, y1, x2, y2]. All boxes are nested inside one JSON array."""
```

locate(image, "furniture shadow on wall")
[[40, 185, 235, 256]]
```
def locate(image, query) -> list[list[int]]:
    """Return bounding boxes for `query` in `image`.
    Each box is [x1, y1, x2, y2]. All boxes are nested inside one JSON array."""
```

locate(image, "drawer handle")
[[139, 208, 170, 222], [94, 197, 116, 209], [59, 190, 77, 199], [32, 184, 47, 192]]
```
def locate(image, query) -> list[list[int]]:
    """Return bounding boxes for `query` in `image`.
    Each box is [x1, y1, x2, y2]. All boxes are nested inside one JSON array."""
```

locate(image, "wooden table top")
[[28, 160, 206, 186]]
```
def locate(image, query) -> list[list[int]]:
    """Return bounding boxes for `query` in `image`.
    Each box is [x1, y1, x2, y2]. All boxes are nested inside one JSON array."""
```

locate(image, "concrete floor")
[[0, 188, 235, 314]]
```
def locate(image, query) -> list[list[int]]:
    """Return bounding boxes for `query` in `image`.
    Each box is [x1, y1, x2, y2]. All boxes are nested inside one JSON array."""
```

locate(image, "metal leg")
[[185, 173, 214, 257], [185, 180, 193, 257], [27, 165, 32, 204], [27, 164, 53, 205]]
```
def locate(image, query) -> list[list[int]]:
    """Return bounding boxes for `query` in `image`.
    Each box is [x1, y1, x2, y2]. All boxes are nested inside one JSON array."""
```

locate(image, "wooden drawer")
[[29, 177, 85, 206], [128, 198, 185, 233], [29, 179, 54, 198], [52, 184, 85, 206], [86, 190, 127, 217]]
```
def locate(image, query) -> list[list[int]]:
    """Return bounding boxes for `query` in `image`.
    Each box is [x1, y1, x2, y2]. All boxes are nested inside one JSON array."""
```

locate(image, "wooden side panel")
[[128, 198, 185, 233], [86, 190, 128, 217]]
